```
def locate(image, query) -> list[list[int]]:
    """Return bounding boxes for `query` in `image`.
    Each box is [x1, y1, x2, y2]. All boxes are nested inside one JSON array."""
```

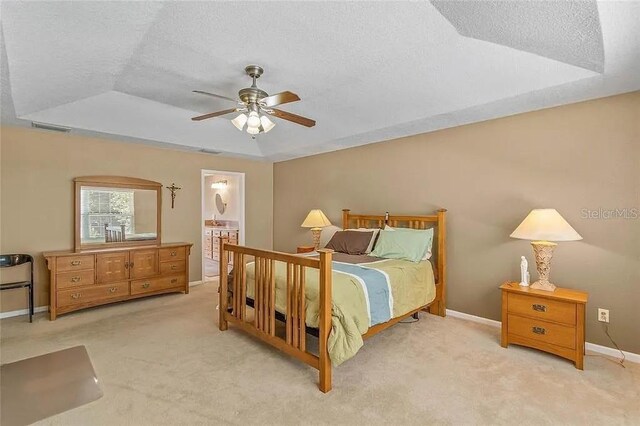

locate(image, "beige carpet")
[[1, 282, 638, 425]]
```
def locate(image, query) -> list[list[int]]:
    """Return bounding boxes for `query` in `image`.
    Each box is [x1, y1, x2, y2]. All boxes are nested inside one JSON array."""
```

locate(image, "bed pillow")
[[325, 230, 375, 255], [370, 229, 431, 262], [384, 225, 434, 260], [319, 225, 342, 249], [351, 228, 380, 253]]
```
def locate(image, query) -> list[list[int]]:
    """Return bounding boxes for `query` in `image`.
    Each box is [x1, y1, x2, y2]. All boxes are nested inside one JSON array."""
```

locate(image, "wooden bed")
[[217, 208, 447, 392]]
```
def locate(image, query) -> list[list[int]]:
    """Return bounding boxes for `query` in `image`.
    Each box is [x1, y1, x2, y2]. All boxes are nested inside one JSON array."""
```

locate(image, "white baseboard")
[[0, 306, 48, 319], [585, 342, 640, 364], [445, 308, 639, 364], [1, 281, 205, 319], [446, 309, 502, 328]]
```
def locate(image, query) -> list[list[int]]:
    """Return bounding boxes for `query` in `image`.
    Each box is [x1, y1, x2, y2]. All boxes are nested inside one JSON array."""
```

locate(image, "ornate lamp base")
[[530, 241, 557, 292], [530, 280, 557, 291], [311, 228, 322, 250]]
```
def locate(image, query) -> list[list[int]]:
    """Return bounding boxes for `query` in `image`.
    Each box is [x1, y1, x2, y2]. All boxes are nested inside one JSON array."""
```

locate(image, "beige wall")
[[274, 92, 640, 353], [0, 126, 273, 312]]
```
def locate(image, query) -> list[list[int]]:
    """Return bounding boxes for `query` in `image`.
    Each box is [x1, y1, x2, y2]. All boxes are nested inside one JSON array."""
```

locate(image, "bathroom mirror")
[[215, 193, 226, 215], [74, 176, 161, 250]]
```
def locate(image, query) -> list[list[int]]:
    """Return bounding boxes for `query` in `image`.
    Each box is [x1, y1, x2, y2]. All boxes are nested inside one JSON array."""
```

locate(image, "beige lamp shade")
[[301, 209, 332, 229], [510, 209, 582, 242]]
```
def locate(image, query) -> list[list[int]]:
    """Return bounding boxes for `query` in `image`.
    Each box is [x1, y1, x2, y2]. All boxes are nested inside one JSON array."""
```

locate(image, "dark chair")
[[0, 254, 34, 322]]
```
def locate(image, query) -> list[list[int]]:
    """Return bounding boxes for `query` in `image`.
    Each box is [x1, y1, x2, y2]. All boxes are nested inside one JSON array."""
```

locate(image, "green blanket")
[[245, 258, 435, 365]]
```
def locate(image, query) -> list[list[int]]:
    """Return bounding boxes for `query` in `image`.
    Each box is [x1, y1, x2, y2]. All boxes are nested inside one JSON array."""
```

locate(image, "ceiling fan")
[[191, 65, 315, 137]]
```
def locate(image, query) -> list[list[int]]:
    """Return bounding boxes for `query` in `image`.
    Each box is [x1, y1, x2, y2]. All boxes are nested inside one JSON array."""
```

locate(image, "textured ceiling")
[[1, 1, 638, 161], [431, 0, 605, 73]]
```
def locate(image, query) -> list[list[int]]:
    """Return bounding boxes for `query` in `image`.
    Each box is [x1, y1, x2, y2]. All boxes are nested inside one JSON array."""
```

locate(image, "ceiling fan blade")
[[193, 90, 238, 103], [191, 108, 238, 121], [260, 91, 301, 108], [267, 108, 316, 127]]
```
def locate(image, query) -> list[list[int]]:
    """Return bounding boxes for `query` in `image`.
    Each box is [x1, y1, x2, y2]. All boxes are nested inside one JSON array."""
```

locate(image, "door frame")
[[201, 169, 246, 281]]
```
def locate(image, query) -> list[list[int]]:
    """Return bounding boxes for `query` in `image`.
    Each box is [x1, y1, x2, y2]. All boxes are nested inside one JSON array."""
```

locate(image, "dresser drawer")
[[131, 275, 185, 295], [57, 270, 95, 289], [160, 260, 186, 275], [56, 255, 95, 272], [507, 292, 576, 325], [57, 282, 129, 308], [159, 247, 186, 262], [508, 314, 576, 350]]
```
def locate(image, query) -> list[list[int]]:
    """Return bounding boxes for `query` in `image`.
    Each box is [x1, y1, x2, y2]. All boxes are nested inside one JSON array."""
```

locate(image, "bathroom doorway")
[[201, 170, 245, 282]]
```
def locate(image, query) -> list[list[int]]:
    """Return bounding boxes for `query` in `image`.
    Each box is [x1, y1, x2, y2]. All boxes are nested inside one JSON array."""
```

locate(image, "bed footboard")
[[218, 239, 334, 393]]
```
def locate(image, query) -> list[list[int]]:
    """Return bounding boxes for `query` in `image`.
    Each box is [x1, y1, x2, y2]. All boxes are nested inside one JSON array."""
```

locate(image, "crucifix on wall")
[[165, 183, 182, 209]]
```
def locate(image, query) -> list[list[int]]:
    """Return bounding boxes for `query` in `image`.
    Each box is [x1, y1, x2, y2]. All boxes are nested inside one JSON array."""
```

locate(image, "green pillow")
[[385, 226, 434, 260], [370, 229, 431, 262]]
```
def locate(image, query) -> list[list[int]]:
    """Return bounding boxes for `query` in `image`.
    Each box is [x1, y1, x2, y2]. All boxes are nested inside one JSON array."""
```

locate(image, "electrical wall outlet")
[[598, 308, 610, 323]]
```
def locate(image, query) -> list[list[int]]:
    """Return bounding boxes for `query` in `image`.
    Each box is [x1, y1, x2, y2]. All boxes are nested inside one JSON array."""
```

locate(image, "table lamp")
[[301, 209, 332, 250], [510, 209, 582, 291]]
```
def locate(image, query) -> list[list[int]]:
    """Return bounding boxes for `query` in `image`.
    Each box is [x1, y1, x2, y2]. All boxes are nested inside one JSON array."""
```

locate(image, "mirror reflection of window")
[[79, 187, 157, 244], [81, 187, 134, 242]]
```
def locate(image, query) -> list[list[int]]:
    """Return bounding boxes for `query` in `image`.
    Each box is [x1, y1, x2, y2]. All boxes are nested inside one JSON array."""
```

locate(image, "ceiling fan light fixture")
[[231, 113, 248, 131], [260, 115, 275, 133], [247, 111, 261, 128], [191, 65, 315, 136]]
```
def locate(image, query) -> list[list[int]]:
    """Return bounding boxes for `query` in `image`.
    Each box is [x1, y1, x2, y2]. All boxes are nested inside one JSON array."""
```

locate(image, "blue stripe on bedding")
[[332, 262, 392, 326]]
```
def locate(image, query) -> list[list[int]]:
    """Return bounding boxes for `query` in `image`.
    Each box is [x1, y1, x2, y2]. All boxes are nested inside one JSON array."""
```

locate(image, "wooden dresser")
[[500, 282, 588, 369], [44, 243, 192, 320]]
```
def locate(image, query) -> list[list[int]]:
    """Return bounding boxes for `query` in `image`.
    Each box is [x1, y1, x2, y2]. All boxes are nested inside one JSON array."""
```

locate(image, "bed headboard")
[[342, 208, 447, 317]]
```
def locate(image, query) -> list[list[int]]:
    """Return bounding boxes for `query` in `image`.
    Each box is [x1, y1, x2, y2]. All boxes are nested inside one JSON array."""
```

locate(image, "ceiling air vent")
[[31, 122, 71, 133], [199, 148, 222, 155]]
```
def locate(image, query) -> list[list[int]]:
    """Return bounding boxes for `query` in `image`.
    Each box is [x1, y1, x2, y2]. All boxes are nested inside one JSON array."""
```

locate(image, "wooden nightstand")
[[296, 246, 315, 254], [500, 282, 588, 369]]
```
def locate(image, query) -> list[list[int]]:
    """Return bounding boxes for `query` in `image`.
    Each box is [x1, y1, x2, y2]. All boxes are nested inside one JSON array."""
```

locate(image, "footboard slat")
[[263, 257, 269, 334], [264, 258, 271, 334], [240, 254, 247, 321], [292, 265, 299, 349], [256, 257, 262, 331], [299, 266, 306, 352], [233, 252, 240, 318], [269, 259, 276, 336], [286, 262, 293, 345]]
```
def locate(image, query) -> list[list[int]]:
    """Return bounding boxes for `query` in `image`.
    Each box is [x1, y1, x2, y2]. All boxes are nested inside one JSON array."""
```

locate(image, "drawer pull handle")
[[71, 293, 81, 299], [71, 260, 82, 266], [532, 304, 547, 312], [171, 265, 177, 270], [142, 282, 150, 289], [170, 251, 177, 257], [171, 278, 178, 284], [71, 276, 81, 283], [532, 326, 546, 335], [109, 287, 117, 293]]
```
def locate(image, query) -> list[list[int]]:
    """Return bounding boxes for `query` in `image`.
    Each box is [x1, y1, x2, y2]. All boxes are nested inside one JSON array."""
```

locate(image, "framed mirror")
[[74, 176, 161, 250], [215, 193, 226, 215]]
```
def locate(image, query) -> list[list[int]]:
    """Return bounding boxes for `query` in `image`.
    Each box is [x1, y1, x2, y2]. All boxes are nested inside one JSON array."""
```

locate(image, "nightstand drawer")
[[508, 292, 576, 325], [508, 314, 576, 350]]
